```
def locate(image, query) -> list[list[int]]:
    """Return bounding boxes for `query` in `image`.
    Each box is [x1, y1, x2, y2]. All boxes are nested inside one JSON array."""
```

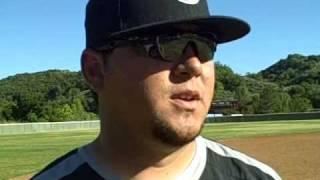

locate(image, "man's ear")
[[81, 49, 105, 92]]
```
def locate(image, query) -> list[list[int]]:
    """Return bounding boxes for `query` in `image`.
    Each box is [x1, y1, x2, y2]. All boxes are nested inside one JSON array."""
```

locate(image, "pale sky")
[[0, 0, 319, 79]]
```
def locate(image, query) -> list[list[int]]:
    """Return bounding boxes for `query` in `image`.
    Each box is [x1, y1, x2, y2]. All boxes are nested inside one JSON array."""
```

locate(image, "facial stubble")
[[151, 111, 205, 147]]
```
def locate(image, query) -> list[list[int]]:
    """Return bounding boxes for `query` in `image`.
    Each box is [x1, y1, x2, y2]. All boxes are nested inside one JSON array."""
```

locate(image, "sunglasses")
[[98, 33, 217, 62]]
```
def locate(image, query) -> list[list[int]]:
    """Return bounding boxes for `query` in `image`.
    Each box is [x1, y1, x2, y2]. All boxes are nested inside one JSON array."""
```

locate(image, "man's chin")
[[151, 118, 204, 147]]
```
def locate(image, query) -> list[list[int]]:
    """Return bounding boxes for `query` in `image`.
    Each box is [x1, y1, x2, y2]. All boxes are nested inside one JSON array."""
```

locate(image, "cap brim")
[[109, 16, 250, 44]]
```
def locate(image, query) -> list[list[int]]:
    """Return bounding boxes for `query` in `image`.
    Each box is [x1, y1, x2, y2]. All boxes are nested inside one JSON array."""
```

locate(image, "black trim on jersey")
[[32, 149, 78, 179], [60, 163, 103, 180], [199, 148, 275, 180], [32, 137, 280, 180]]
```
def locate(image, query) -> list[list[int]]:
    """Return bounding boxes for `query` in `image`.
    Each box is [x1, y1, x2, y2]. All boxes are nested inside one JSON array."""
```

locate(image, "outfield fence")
[[1, 112, 320, 135], [0, 120, 99, 135], [206, 112, 320, 123]]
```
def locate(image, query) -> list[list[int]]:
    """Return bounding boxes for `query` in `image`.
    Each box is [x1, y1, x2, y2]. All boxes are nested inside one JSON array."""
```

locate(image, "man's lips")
[[170, 90, 201, 110]]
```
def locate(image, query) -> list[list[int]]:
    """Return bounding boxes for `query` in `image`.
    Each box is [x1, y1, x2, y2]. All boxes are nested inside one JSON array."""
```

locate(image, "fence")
[[206, 112, 320, 123], [1, 112, 320, 135], [0, 120, 99, 135]]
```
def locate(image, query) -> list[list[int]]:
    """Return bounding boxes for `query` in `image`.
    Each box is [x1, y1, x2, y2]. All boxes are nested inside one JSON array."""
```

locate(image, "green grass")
[[0, 130, 98, 180], [202, 119, 320, 139], [1, 119, 320, 179]]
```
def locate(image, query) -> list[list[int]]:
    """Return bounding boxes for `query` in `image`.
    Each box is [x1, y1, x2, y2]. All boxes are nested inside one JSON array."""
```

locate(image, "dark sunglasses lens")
[[194, 40, 215, 60], [159, 39, 188, 61], [159, 37, 215, 62]]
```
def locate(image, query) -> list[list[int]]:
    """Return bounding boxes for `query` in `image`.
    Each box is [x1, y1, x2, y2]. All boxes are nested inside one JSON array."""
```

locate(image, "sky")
[[0, 0, 319, 80]]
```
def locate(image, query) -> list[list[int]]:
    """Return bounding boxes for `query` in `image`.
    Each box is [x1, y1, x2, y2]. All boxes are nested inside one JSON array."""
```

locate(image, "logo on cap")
[[178, 0, 200, 5]]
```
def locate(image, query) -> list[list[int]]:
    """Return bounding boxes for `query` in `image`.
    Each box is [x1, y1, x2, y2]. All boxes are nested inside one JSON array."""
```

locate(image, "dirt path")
[[220, 133, 320, 180]]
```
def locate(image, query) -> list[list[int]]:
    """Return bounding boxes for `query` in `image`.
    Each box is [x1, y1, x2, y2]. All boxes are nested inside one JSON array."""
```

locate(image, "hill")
[[257, 54, 320, 109], [215, 54, 319, 114], [260, 54, 320, 86], [0, 70, 97, 122], [0, 54, 319, 122]]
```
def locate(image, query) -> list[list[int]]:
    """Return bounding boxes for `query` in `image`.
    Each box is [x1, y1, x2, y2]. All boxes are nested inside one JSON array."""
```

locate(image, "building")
[[208, 100, 240, 114]]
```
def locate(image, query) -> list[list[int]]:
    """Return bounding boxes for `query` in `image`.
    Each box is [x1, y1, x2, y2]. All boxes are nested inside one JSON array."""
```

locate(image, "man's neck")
[[90, 128, 197, 179]]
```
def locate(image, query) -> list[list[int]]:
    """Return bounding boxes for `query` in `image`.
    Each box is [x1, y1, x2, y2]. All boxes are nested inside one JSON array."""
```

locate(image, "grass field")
[[202, 119, 320, 139], [1, 119, 320, 179]]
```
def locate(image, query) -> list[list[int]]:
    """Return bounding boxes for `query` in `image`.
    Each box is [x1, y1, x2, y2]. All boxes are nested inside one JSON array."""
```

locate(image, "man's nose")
[[173, 43, 203, 77]]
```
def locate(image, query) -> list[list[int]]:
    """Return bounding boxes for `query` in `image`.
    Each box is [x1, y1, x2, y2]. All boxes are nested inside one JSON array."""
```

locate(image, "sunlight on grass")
[[0, 130, 98, 179], [202, 119, 320, 139], [1, 120, 320, 179]]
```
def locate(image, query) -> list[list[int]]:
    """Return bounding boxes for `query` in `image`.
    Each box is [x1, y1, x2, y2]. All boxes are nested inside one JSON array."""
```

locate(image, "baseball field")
[[1, 119, 320, 180]]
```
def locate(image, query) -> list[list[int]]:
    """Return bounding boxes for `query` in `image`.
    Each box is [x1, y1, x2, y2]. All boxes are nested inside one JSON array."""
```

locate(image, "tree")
[[290, 97, 313, 112], [214, 81, 235, 101], [251, 94, 261, 114], [0, 99, 16, 122], [235, 82, 252, 114], [275, 92, 291, 113], [287, 85, 305, 97], [215, 62, 241, 91], [256, 87, 291, 114], [0, 70, 97, 122]]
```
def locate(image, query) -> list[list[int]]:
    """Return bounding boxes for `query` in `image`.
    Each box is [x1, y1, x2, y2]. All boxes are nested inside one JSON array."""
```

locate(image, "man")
[[33, 0, 281, 179]]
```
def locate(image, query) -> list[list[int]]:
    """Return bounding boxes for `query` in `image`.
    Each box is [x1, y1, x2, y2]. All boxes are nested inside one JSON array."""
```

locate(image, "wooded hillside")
[[0, 54, 319, 122], [0, 70, 97, 122]]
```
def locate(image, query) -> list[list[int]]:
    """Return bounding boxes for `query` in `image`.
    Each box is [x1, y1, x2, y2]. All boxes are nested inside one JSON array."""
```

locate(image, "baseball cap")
[[85, 0, 250, 48]]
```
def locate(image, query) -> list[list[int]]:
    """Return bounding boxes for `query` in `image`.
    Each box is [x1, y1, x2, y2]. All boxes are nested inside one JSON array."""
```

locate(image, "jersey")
[[32, 136, 281, 180]]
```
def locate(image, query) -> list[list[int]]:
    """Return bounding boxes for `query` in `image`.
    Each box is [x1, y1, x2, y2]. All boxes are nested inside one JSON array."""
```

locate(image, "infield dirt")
[[220, 132, 320, 180]]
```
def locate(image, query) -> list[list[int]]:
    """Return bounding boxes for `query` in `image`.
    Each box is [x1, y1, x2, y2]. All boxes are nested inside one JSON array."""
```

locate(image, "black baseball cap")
[[85, 0, 250, 48]]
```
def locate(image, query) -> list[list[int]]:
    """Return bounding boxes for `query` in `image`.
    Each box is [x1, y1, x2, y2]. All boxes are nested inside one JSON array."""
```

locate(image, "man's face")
[[98, 42, 215, 146]]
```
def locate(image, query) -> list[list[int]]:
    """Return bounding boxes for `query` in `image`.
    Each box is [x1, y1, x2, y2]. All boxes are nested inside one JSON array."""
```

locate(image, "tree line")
[[0, 70, 97, 123], [0, 54, 319, 123], [215, 54, 320, 114]]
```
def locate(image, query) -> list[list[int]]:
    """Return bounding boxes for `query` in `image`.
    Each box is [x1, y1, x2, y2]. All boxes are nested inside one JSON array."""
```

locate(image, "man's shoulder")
[[199, 137, 281, 180], [31, 148, 102, 180]]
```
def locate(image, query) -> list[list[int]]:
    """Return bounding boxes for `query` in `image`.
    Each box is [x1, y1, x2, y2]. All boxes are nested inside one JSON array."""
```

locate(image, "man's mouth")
[[170, 90, 201, 110]]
